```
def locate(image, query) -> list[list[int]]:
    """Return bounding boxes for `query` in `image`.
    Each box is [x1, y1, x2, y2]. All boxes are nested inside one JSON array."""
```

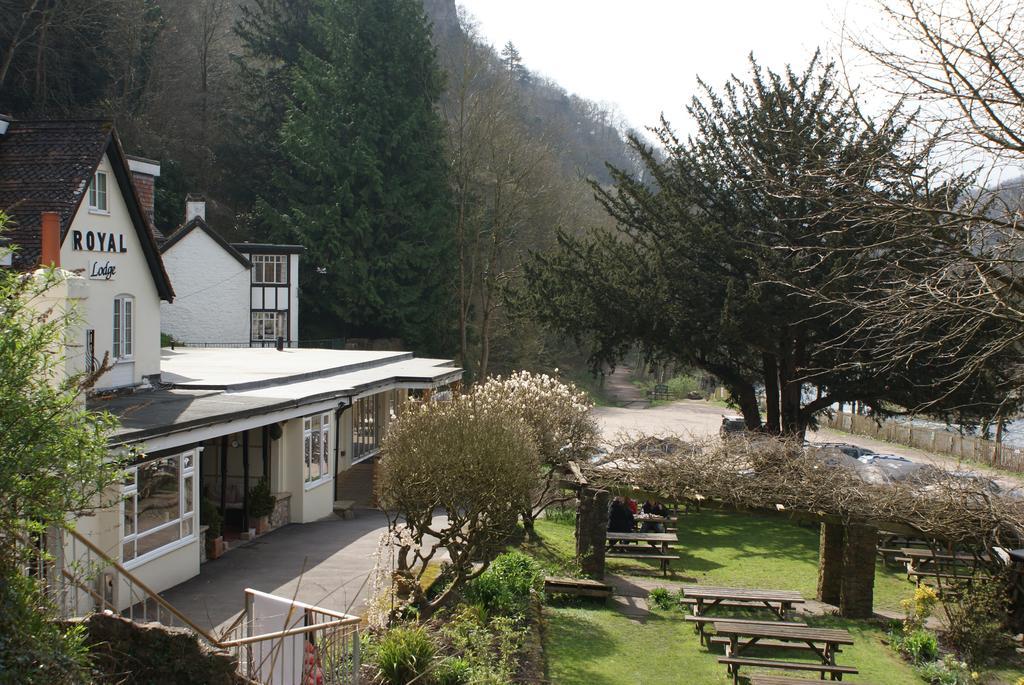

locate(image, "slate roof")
[[161, 216, 252, 269], [0, 119, 174, 300]]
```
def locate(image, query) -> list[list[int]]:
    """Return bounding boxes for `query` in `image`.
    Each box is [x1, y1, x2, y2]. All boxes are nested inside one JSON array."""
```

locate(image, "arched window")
[[113, 295, 134, 359]]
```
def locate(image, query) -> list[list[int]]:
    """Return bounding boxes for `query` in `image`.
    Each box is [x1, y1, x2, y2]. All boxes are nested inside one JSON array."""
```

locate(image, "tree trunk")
[[839, 523, 877, 618], [734, 382, 762, 431], [762, 353, 781, 434], [575, 488, 609, 579], [817, 523, 844, 605]]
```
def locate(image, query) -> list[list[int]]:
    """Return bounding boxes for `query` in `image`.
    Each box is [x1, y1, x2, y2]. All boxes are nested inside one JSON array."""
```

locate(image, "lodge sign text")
[[72, 230, 127, 253]]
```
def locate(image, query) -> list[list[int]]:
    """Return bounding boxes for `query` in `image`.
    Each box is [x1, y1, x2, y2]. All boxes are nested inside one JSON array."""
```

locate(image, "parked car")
[[720, 416, 748, 439], [812, 442, 876, 459]]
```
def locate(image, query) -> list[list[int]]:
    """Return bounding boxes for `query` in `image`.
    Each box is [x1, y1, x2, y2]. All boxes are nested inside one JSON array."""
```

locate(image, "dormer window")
[[88, 171, 108, 212]]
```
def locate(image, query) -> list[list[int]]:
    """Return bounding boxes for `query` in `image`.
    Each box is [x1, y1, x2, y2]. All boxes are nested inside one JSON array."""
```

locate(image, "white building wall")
[[160, 229, 250, 344], [289, 254, 300, 341], [60, 153, 162, 390]]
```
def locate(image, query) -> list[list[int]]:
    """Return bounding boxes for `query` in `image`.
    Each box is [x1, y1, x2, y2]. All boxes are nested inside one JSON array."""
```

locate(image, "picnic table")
[[605, 532, 680, 576], [681, 586, 804, 620], [902, 547, 989, 588], [713, 621, 857, 684]]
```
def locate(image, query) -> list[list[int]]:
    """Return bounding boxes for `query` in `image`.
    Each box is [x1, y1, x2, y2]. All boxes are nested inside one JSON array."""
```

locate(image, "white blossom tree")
[[473, 371, 599, 538]]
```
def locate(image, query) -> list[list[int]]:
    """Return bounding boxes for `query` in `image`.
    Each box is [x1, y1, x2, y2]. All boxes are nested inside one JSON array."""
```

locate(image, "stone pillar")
[[839, 523, 877, 618], [575, 488, 610, 579], [817, 522, 844, 606]]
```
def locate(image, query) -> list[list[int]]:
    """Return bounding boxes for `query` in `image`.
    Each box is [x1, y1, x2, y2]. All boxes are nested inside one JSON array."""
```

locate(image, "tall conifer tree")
[[257, 0, 453, 351]]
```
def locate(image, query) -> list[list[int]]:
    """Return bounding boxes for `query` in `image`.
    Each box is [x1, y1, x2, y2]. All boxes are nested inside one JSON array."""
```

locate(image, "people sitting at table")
[[624, 496, 639, 514], [642, 499, 668, 533], [608, 496, 635, 534]]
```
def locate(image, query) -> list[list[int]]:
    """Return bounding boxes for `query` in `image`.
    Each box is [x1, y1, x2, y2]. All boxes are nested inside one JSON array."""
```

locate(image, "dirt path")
[[592, 400, 1024, 489], [603, 366, 649, 409]]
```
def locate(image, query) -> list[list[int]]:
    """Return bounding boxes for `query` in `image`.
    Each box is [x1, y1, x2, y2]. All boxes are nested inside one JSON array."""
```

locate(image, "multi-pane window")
[[122, 450, 196, 564], [113, 296, 133, 358], [251, 254, 288, 284], [352, 395, 382, 462], [88, 171, 108, 211], [303, 412, 331, 485], [251, 311, 286, 341]]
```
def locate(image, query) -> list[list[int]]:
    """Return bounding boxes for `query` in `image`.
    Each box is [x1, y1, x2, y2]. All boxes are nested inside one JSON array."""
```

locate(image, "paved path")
[[162, 508, 388, 633]]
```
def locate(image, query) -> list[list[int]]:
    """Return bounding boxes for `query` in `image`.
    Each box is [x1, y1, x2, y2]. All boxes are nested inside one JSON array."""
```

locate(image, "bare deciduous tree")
[[375, 395, 539, 621]]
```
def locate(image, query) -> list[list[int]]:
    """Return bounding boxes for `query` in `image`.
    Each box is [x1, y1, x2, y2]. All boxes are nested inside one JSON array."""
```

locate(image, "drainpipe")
[[334, 396, 354, 499]]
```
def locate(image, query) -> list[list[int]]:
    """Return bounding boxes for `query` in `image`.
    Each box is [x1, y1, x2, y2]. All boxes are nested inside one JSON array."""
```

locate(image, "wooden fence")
[[824, 411, 1024, 473]]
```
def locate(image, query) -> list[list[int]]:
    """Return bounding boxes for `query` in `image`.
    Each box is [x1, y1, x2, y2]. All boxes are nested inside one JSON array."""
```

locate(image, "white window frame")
[[251, 310, 287, 341], [352, 394, 382, 463], [251, 254, 288, 285], [113, 295, 134, 359], [121, 450, 197, 568], [88, 171, 109, 213], [303, 412, 332, 489]]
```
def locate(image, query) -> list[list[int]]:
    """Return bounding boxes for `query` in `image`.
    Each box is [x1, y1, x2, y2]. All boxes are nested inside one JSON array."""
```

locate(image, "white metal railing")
[[218, 589, 361, 685], [17, 527, 360, 685]]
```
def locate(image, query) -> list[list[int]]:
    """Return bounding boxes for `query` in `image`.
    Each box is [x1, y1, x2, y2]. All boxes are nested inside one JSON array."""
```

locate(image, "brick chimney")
[[126, 155, 161, 226], [40, 212, 61, 267]]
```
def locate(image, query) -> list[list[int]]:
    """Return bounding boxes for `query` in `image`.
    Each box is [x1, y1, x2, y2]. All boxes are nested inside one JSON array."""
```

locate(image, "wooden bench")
[[748, 676, 874, 685], [543, 576, 613, 599], [606, 551, 680, 577], [708, 636, 841, 654], [683, 614, 807, 645], [332, 500, 356, 520], [717, 656, 857, 684]]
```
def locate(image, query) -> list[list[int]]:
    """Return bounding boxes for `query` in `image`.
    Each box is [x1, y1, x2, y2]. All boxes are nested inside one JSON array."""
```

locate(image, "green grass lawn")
[[545, 601, 922, 685], [525, 510, 910, 611], [522, 511, 1022, 684]]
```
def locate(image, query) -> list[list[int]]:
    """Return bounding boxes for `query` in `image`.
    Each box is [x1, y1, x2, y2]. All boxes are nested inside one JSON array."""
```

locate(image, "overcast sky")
[[456, 0, 879, 136]]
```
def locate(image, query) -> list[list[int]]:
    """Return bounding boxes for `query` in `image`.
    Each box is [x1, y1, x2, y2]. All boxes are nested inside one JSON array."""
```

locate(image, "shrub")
[[247, 478, 276, 519], [433, 657, 472, 685], [901, 629, 939, 664], [914, 655, 978, 685], [901, 584, 939, 632], [200, 496, 222, 539], [463, 551, 543, 618], [942, 578, 1011, 666], [374, 626, 436, 685], [648, 587, 673, 611]]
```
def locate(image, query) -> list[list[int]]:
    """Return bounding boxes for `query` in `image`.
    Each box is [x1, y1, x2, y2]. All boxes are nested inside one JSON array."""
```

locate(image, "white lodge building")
[[159, 198, 304, 347], [0, 119, 461, 604]]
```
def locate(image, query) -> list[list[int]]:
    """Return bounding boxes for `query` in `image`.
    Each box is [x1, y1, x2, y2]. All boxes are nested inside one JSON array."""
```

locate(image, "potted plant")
[[200, 496, 224, 559], [248, 478, 276, 535]]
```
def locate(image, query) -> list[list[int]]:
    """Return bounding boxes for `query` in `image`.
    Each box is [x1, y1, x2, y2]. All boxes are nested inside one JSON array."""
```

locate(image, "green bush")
[[943, 578, 1011, 666], [433, 657, 472, 685], [0, 570, 91, 684], [648, 587, 673, 611], [374, 626, 436, 685], [901, 629, 939, 664], [200, 496, 222, 539], [665, 374, 700, 398], [914, 655, 976, 685], [463, 551, 543, 618], [247, 478, 276, 519]]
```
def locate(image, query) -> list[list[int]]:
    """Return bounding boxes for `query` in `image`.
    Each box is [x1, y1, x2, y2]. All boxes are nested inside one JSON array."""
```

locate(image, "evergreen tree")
[[500, 41, 523, 78], [524, 55, 1014, 437], [259, 0, 454, 351]]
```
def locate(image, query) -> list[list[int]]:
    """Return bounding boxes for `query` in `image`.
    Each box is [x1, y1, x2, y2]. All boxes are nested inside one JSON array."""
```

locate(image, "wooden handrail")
[[62, 526, 219, 645]]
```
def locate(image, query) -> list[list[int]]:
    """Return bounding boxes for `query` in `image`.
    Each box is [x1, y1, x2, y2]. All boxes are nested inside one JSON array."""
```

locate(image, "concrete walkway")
[[161, 508, 389, 633]]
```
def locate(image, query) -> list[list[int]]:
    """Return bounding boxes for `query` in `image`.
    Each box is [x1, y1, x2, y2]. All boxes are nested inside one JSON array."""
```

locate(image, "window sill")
[[304, 476, 334, 492], [88, 208, 111, 216], [123, 533, 196, 570]]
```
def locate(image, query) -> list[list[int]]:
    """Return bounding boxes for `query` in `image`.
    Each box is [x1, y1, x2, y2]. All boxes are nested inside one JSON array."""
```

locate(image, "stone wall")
[[268, 492, 291, 530], [72, 612, 244, 684]]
